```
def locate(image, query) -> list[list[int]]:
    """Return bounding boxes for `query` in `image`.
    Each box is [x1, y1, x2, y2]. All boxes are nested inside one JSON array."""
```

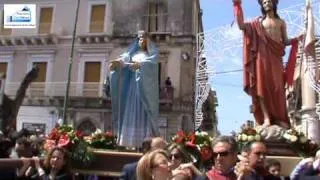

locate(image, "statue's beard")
[[264, 6, 272, 12]]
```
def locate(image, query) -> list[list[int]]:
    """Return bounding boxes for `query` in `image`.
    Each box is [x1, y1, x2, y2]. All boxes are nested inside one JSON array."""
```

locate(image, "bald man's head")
[[151, 137, 167, 150]]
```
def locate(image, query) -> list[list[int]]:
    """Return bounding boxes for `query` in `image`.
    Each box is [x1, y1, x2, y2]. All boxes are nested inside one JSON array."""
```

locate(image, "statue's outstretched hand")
[[130, 62, 140, 71], [109, 59, 123, 71]]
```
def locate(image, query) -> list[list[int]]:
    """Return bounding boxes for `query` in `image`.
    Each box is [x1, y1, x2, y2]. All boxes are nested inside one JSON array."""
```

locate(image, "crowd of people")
[[1, 129, 320, 180], [121, 136, 320, 180]]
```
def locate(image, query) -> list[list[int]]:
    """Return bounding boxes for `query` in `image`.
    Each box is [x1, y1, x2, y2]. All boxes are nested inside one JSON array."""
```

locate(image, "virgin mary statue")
[[109, 31, 160, 147]]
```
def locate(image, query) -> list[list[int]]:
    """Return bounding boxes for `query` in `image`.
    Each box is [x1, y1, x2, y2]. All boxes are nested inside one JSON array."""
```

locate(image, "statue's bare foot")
[[262, 119, 271, 128]]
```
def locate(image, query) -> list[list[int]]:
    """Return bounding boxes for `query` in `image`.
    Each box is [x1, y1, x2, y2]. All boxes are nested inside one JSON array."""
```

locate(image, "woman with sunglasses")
[[168, 144, 206, 180]]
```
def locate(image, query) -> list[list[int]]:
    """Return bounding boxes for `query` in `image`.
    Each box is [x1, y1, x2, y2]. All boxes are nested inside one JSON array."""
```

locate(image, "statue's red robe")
[[235, 4, 298, 127]]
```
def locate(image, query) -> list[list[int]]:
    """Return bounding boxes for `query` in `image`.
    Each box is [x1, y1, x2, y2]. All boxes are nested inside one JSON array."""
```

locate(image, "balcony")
[[159, 86, 173, 104], [4, 82, 174, 103], [5, 82, 104, 98]]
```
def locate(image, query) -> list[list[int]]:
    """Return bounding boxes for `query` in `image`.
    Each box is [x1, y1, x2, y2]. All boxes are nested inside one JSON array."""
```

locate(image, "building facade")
[[0, 0, 205, 139]]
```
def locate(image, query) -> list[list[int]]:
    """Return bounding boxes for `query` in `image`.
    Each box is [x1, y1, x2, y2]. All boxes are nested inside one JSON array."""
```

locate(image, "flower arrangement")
[[44, 125, 92, 164], [236, 127, 262, 151], [282, 129, 318, 157], [171, 130, 213, 169], [85, 129, 117, 149]]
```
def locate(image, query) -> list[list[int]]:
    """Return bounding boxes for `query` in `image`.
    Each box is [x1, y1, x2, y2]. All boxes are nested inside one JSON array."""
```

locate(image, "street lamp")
[[62, 0, 80, 124]]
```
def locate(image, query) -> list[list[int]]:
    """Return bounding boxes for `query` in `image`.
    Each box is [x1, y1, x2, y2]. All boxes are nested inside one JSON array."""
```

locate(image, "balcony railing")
[[5, 82, 104, 98], [159, 86, 173, 104], [4, 82, 174, 103]]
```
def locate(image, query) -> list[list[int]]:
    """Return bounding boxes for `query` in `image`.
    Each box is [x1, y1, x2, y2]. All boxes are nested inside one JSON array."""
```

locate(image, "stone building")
[[0, 0, 207, 139]]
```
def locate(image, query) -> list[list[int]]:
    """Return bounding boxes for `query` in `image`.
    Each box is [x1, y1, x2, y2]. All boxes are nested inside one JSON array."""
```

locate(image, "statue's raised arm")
[[233, 0, 245, 30]]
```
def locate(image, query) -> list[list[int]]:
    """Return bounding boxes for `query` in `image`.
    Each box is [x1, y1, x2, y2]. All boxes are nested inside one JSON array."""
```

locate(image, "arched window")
[[77, 119, 96, 136]]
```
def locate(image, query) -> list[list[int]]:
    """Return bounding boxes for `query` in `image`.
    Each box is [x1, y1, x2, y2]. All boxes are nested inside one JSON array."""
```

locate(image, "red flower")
[[175, 131, 187, 144], [48, 128, 60, 140], [188, 132, 196, 144], [105, 131, 113, 137], [185, 141, 197, 148], [58, 134, 71, 148], [75, 130, 83, 138], [200, 146, 213, 161]]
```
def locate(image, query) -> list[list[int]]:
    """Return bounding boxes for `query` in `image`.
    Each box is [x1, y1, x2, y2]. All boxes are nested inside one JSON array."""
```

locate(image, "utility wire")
[[213, 69, 243, 75]]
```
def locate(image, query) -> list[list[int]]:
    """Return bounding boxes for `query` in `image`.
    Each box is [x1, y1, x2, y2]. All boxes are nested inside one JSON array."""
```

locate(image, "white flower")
[[283, 133, 290, 140], [201, 131, 208, 136], [241, 134, 248, 141], [209, 137, 213, 142], [195, 131, 200, 136], [290, 135, 298, 142], [95, 129, 102, 134], [300, 136, 308, 143], [196, 145, 201, 151], [30, 135, 37, 142], [254, 134, 261, 141], [237, 134, 242, 141], [247, 135, 254, 142]]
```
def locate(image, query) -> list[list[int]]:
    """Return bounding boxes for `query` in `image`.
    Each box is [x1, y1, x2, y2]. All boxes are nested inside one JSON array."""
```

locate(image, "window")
[[148, 2, 158, 32], [147, 1, 167, 32], [84, 62, 101, 82], [0, 10, 11, 35], [39, 7, 53, 34], [89, 5, 105, 33], [0, 62, 8, 76], [32, 62, 47, 82], [77, 119, 96, 136]]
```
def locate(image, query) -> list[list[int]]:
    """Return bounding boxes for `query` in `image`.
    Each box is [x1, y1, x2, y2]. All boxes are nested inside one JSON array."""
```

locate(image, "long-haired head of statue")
[[137, 30, 148, 51], [258, 0, 280, 19]]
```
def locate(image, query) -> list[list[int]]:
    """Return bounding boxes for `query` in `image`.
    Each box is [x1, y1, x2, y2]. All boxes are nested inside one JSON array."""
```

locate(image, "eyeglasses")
[[213, 151, 230, 158], [169, 153, 182, 160]]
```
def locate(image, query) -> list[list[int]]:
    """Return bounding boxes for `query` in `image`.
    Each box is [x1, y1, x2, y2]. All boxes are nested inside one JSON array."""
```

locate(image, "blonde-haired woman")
[[136, 149, 172, 180]]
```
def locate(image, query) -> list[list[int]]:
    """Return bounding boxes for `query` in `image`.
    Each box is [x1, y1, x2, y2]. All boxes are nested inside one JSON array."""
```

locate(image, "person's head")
[[15, 137, 32, 157], [258, 0, 280, 19], [266, 159, 281, 177], [141, 137, 153, 154], [138, 30, 148, 51], [212, 136, 238, 173], [243, 141, 267, 170], [44, 147, 69, 172], [136, 149, 171, 180], [151, 137, 167, 151], [0, 139, 13, 158], [17, 128, 31, 138], [167, 144, 189, 170]]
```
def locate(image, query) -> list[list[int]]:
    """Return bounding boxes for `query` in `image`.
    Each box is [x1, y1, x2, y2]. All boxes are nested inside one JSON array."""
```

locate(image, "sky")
[[199, 0, 313, 135]]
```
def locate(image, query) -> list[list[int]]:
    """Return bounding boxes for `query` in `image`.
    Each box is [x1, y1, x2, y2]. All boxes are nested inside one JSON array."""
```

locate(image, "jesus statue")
[[233, 0, 303, 128]]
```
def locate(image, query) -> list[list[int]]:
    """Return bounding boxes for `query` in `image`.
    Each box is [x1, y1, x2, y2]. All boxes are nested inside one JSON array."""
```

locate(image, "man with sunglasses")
[[207, 136, 238, 180]]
